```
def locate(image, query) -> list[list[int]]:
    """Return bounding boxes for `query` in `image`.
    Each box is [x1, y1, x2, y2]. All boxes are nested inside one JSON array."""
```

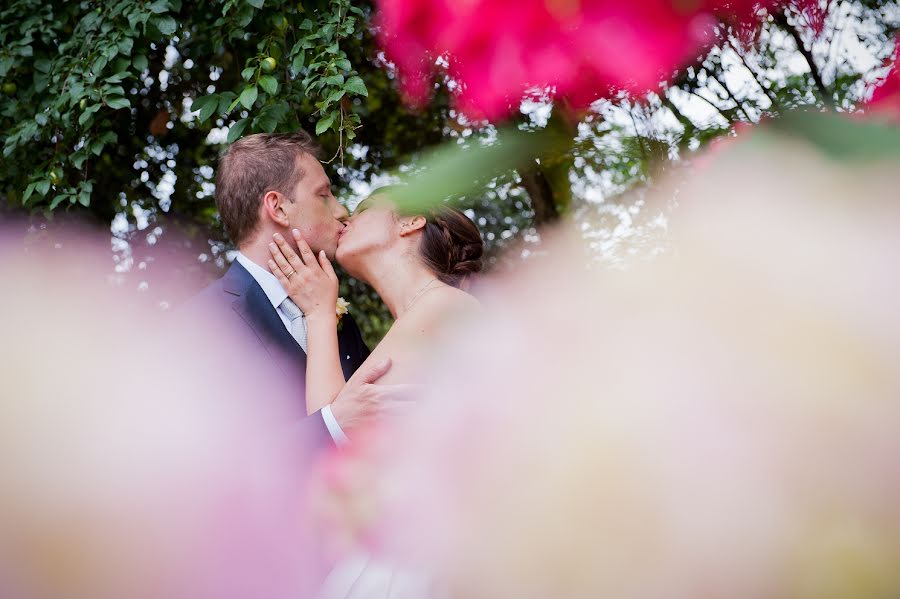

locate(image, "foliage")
[[1, 0, 897, 346], [0, 0, 375, 214]]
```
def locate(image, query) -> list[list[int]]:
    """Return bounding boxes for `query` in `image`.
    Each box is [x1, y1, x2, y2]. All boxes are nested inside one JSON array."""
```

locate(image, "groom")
[[186, 131, 402, 447]]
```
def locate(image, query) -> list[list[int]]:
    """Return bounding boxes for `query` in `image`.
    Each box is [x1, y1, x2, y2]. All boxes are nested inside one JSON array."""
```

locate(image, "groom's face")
[[281, 153, 349, 258]]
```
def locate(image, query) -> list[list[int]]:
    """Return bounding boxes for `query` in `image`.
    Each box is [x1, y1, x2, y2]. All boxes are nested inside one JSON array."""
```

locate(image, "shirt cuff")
[[321, 404, 349, 446]]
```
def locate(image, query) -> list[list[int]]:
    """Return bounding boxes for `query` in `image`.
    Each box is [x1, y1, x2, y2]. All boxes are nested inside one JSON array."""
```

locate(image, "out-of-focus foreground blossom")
[[869, 40, 900, 121], [0, 232, 322, 599], [377, 0, 822, 120], [318, 130, 900, 598]]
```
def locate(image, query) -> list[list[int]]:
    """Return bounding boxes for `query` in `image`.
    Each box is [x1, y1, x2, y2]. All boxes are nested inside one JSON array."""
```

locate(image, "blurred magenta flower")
[[376, 0, 821, 120], [869, 41, 900, 121]]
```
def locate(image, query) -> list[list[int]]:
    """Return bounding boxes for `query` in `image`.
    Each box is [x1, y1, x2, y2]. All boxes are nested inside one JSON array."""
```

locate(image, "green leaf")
[[118, 37, 134, 55], [217, 92, 237, 114], [105, 72, 131, 84], [69, 82, 85, 102], [36, 180, 51, 196], [258, 75, 278, 95], [247, 0, 264, 7], [106, 97, 131, 110], [235, 5, 254, 26], [92, 56, 109, 75], [389, 127, 566, 214], [241, 66, 257, 81], [34, 59, 51, 73], [239, 85, 258, 110], [192, 94, 219, 121], [315, 111, 336, 135], [325, 88, 345, 104], [78, 104, 101, 126], [226, 118, 249, 143], [128, 10, 146, 30], [0, 56, 12, 78], [324, 74, 344, 86], [226, 96, 242, 114], [133, 54, 149, 71], [254, 113, 278, 133], [773, 111, 900, 161], [49, 195, 67, 210], [344, 76, 367, 97], [291, 50, 306, 73], [148, 0, 170, 13], [23, 182, 36, 203], [152, 15, 177, 35], [72, 152, 88, 169]]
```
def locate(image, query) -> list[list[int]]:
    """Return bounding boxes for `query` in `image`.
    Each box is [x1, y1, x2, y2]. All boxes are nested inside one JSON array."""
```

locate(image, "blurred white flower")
[[316, 125, 900, 599]]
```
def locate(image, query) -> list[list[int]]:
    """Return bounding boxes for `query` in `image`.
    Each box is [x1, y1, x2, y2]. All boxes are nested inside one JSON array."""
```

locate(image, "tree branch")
[[725, 37, 783, 111], [659, 90, 698, 144], [707, 70, 753, 123], [773, 11, 834, 108]]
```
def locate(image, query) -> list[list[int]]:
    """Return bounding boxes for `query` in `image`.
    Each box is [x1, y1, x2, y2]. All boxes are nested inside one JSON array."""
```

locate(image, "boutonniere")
[[336, 297, 350, 330]]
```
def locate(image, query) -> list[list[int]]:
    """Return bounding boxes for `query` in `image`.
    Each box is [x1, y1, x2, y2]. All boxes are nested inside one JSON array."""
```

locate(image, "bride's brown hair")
[[418, 205, 484, 289], [369, 185, 484, 289]]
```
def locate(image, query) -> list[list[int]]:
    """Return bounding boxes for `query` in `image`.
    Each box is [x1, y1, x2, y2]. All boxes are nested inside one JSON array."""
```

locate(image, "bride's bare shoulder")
[[402, 284, 482, 332]]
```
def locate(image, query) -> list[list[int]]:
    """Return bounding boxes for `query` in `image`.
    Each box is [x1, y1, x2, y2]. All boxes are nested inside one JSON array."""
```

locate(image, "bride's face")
[[335, 194, 401, 276]]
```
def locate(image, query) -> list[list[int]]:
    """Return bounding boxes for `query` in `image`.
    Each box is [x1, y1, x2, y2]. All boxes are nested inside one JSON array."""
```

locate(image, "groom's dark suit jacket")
[[182, 260, 370, 448], [176, 260, 371, 594]]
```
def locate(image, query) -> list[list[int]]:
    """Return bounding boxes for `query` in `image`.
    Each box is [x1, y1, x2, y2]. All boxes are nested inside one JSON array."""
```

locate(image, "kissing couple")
[[186, 130, 484, 597]]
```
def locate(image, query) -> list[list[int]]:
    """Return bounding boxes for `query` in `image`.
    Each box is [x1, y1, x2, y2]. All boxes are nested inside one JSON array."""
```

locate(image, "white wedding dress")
[[317, 551, 439, 599]]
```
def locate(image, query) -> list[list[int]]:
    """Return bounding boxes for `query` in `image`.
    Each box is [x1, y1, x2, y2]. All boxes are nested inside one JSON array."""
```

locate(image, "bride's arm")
[[302, 302, 346, 415], [269, 231, 346, 415]]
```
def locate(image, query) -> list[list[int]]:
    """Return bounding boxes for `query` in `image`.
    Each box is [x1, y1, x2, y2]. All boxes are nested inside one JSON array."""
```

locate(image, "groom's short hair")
[[215, 131, 323, 246]]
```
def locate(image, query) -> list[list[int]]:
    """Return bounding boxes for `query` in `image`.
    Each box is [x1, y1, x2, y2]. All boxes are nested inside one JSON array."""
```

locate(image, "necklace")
[[402, 278, 438, 315]]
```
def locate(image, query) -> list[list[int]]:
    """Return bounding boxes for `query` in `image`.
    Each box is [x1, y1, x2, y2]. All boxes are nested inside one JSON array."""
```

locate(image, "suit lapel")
[[224, 262, 308, 381]]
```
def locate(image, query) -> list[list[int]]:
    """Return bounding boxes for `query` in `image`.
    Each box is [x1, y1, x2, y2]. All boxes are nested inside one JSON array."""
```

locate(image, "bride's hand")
[[267, 229, 339, 323]]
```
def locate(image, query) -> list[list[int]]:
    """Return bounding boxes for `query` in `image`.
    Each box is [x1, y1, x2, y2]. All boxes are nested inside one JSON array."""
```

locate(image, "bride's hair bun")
[[419, 206, 484, 289]]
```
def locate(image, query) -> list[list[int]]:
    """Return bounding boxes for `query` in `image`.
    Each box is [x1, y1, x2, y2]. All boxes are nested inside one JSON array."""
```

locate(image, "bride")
[[266, 187, 483, 598]]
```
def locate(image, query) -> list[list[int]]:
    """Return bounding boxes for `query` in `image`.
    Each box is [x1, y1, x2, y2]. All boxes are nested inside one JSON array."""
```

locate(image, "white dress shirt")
[[235, 252, 349, 444]]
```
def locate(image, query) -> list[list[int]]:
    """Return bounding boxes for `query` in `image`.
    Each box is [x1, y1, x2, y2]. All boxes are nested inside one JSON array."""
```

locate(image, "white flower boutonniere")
[[336, 297, 350, 330]]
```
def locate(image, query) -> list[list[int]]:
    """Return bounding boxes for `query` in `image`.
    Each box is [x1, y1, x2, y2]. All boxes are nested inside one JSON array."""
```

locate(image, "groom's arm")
[[316, 357, 393, 445], [320, 404, 349, 445], [325, 358, 419, 440]]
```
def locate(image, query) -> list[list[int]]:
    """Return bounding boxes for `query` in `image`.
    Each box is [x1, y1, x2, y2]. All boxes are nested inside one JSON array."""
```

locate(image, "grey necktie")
[[279, 297, 307, 353]]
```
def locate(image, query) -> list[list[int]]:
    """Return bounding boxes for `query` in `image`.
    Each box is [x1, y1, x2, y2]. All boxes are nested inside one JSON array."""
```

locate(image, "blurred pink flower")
[[315, 124, 900, 598], [377, 0, 823, 121], [869, 41, 900, 121], [0, 227, 326, 599]]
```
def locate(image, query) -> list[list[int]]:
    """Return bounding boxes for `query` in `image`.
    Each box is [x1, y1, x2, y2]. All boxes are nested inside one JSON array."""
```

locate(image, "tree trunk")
[[519, 164, 560, 225]]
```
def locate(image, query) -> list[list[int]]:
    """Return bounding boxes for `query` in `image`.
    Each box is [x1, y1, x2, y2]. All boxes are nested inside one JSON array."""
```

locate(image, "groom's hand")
[[329, 358, 417, 433]]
